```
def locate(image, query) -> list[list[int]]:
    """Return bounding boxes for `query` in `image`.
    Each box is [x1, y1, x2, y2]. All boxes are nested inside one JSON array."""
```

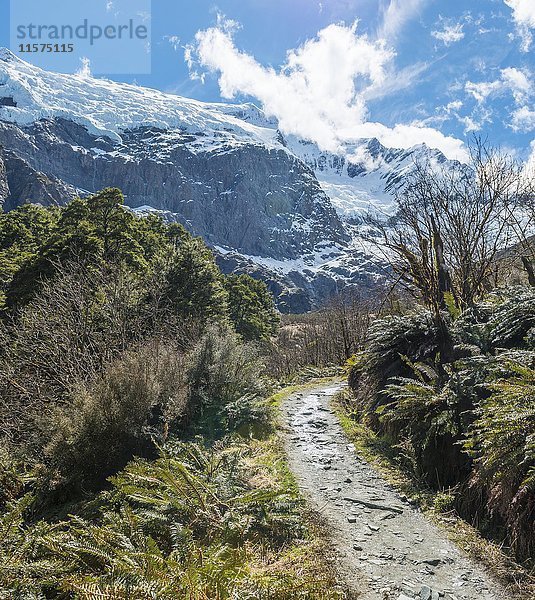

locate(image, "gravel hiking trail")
[[281, 383, 510, 600]]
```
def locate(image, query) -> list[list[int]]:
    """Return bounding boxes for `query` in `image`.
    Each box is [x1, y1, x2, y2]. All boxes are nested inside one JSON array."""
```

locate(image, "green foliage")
[[346, 287, 535, 560], [347, 310, 441, 419], [0, 187, 287, 523], [444, 291, 461, 320], [225, 274, 279, 341], [0, 203, 58, 309], [42, 340, 188, 492], [433, 491, 456, 513], [467, 356, 535, 488], [164, 237, 229, 323], [3, 188, 173, 310], [0, 494, 68, 596], [0, 440, 315, 600], [380, 359, 470, 486], [186, 326, 271, 436]]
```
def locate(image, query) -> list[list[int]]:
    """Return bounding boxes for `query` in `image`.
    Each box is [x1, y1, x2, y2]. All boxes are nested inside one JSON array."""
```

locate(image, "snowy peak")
[[0, 48, 18, 63], [0, 49, 459, 228], [0, 48, 280, 148], [0, 47, 455, 220], [286, 135, 449, 218]]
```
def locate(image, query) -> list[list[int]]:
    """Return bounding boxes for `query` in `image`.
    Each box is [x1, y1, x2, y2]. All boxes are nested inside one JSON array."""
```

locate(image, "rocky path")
[[281, 383, 510, 600]]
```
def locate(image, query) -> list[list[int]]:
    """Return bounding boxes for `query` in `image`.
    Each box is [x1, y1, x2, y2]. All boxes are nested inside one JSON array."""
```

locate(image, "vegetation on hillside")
[[0, 188, 350, 599], [2, 138, 535, 594], [346, 146, 535, 565]]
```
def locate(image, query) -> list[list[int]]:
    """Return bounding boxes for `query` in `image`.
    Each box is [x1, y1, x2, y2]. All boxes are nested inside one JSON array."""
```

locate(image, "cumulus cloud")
[[432, 22, 465, 46], [465, 67, 533, 104], [186, 19, 466, 161], [512, 106, 535, 132], [504, 0, 535, 50]]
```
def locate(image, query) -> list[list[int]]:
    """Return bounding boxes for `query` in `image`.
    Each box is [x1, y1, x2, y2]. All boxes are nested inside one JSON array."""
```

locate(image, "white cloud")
[[445, 100, 463, 112], [458, 115, 483, 133], [363, 60, 429, 101], [501, 66, 532, 102], [465, 79, 503, 103], [504, 0, 535, 51], [187, 19, 466, 161], [432, 22, 465, 45], [512, 106, 535, 132], [164, 35, 181, 52], [465, 67, 533, 104], [378, 0, 427, 41]]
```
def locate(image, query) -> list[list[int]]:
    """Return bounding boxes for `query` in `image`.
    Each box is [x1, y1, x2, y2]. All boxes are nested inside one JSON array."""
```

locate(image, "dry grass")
[[247, 510, 359, 600]]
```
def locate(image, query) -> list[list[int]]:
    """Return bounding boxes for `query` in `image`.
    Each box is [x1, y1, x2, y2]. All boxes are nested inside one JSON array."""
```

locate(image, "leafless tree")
[[367, 142, 527, 331], [268, 290, 373, 378], [500, 160, 535, 286]]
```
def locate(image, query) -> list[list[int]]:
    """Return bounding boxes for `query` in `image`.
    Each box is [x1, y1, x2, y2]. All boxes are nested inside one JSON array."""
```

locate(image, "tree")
[[500, 161, 535, 286], [164, 237, 228, 323], [368, 142, 521, 357], [224, 274, 279, 342], [4, 189, 173, 309], [0, 204, 58, 308]]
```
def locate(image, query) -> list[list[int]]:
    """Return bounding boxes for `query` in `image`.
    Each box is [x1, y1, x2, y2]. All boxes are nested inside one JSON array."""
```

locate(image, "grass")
[[0, 379, 353, 600], [333, 388, 535, 600]]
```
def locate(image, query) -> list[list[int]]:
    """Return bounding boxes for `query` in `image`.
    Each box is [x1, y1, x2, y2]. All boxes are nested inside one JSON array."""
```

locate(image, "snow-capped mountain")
[[0, 48, 450, 310]]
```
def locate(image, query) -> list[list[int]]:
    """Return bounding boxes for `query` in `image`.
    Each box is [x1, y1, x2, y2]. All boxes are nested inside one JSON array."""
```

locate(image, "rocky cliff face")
[[0, 118, 348, 261], [0, 142, 78, 211], [0, 49, 452, 311]]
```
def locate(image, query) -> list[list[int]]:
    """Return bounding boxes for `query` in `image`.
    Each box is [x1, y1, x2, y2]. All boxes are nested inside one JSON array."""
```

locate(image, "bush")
[[0, 440, 305, 600], [186, 326, 271, 436], [348, 310, 441, 421], [465, 354, 535, 559], [42, 339, 188, 492]]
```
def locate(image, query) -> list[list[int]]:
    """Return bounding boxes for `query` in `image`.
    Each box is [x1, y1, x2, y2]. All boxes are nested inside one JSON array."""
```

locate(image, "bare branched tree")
[[367, 142, 529, 328], [268, 290, 373, 378], [501, 160, 535, 286]]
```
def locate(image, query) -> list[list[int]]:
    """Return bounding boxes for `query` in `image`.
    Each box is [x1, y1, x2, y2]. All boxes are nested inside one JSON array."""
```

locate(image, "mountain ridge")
[[0, 49, 451, 310]]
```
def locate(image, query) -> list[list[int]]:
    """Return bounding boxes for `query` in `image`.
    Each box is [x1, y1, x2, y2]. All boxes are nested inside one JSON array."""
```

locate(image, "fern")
[[468, 356, 535, 488]]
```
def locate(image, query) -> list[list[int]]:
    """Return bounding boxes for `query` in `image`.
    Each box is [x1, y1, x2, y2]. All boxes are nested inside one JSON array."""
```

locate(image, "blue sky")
[[1, 0, 534, 162]]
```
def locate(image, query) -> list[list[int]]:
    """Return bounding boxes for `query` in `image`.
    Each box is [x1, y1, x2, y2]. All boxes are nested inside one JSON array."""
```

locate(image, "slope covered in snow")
[[0, 48, 456, 308], [0, 48, 278, 149], [286, 136, 449, 220], [0, 48, 449, 220]]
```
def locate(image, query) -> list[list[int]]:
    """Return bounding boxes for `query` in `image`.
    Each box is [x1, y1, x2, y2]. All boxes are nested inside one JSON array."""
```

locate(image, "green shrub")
[[0, 441, 305, 600], [347, 310, 441, 422], [42, 339, 188, 492], [433, 491, 456, 513], [186, 326, 270, 436]]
